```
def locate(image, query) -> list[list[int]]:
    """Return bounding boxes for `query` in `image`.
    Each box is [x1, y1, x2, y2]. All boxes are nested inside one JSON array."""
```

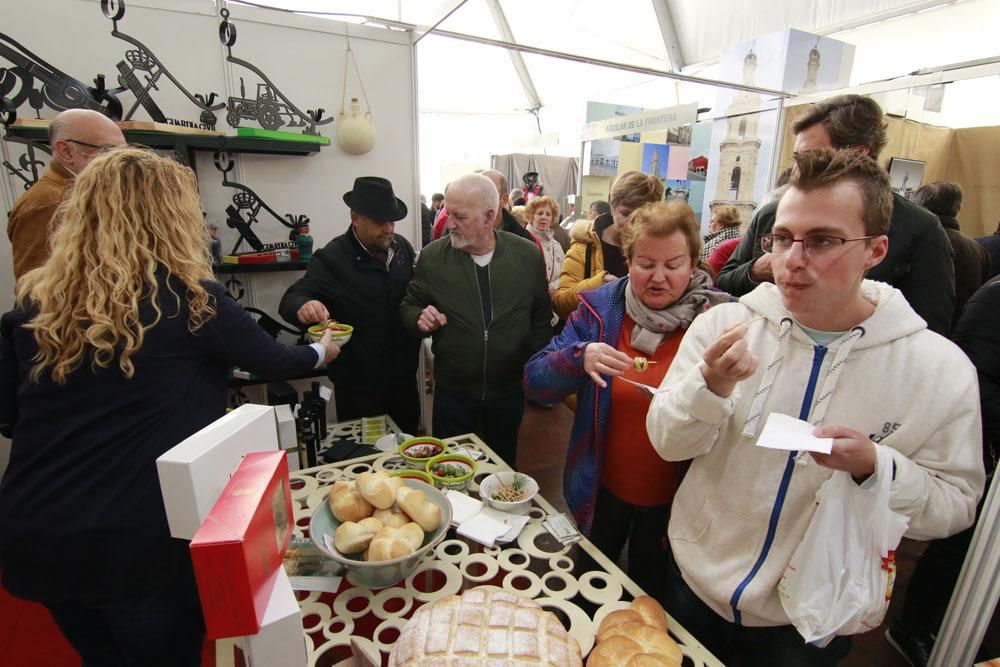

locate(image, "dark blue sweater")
[[0, 277, 317, 603]]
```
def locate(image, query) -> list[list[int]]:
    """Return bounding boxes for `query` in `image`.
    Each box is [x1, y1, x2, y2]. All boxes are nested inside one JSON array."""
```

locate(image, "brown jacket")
[[7, 161, 73, 280]]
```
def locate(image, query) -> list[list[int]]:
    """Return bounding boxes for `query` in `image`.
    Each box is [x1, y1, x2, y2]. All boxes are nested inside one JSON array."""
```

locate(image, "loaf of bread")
[[589, 596, 681, 667], [356, 471, 403, 509], [388, 587, 583, 666], [367, 522, 425, 561], [334, 517, 384, 554], [373, 507, 412, 528], [396, 486, 441, 532], [328, 480, 375, 522]]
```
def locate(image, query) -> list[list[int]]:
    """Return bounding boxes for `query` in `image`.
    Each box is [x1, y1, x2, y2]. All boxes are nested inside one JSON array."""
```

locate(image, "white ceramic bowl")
[[309, 479, 452, 588], [478, 471, 539, 515]]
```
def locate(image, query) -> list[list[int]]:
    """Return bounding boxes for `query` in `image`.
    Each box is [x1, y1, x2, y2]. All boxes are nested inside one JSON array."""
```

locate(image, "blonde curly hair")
[[16, 147, 216, 384]]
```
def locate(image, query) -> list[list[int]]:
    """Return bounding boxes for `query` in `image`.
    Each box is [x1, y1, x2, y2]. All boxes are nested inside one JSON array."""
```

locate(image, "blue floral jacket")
[[523, 278, 629, 535]]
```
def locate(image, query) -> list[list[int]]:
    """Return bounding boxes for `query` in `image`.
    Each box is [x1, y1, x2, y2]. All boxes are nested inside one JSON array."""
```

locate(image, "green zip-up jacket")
[[401, 231, 553, 399]]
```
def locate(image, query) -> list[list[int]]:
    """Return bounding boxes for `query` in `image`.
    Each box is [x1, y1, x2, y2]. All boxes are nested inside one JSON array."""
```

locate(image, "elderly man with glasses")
[[646, 148, 984, 666], [7, 109, 125, 280]]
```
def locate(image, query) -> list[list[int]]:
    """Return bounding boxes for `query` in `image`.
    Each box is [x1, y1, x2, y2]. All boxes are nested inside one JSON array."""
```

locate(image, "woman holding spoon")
[[524, 200, 730, 598]]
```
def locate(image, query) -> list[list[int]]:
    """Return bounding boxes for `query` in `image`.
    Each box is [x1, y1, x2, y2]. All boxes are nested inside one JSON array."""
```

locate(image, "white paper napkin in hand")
[[755, 413, 833, 454]]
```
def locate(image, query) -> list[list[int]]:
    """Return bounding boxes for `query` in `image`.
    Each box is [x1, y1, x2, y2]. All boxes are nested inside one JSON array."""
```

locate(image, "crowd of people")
[[0, 92, 996, 666]]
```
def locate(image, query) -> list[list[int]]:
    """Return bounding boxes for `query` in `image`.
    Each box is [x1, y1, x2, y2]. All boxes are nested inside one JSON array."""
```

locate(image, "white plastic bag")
[[778, 446, 910, 646]]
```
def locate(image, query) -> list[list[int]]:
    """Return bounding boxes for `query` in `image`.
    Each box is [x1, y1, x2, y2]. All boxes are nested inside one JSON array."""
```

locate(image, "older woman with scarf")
[[525, 196, 566, 296], [524, 201, 729, 598]]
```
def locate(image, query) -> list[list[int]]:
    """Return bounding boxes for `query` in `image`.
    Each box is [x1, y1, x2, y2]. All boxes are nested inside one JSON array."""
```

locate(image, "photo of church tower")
[[801, 41, 821, 94], [709, 48, 762, 224]]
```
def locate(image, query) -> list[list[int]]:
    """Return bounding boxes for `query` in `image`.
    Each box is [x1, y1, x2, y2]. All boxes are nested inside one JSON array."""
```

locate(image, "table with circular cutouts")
[[218, 421, 723, 667]]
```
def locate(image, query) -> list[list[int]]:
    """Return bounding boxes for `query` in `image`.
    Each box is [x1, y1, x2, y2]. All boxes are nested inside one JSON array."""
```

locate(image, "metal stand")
[[929, 471, 1000, 666]]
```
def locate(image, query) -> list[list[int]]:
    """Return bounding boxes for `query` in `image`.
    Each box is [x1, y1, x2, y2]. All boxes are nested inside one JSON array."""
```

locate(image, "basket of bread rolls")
[[309, 470, 453, 588], [587, 596, 684, 667]]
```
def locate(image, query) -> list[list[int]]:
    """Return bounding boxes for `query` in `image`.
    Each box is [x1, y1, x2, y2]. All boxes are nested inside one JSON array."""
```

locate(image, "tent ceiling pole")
[[484, 0, 543, 112], [650, 0, 685, 71], [432, 28, 791, 98], [411, 0, 468, 44]]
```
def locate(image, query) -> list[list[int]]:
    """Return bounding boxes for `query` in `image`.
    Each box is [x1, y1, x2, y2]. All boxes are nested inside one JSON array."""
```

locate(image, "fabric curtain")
[[492, 153, 580, 214]]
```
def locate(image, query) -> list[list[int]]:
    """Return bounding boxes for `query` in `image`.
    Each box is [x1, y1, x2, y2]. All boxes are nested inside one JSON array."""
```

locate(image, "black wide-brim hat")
[[343, 176, 408, 222]]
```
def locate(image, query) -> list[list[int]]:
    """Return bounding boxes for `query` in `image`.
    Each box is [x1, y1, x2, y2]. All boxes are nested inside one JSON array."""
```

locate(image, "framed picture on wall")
[[887, 158, 926, 200]]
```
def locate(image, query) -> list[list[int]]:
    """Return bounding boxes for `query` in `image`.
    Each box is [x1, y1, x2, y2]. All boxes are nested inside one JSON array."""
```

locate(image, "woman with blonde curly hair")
[[0, 147, 339, 665]]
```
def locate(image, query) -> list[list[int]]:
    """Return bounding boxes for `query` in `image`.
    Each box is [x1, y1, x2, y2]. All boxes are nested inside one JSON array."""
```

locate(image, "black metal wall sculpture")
[[102, 0, 224, 129], [218, 8, 332, 135], [214, 150, 306, 255], [2, 137, 50, 190], [0, 33, 122, 124]]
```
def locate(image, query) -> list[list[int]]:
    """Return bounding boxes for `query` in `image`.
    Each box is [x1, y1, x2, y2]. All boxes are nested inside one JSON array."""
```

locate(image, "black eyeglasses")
[[760, 232, 877, 257], [65, 138, 118, 152]]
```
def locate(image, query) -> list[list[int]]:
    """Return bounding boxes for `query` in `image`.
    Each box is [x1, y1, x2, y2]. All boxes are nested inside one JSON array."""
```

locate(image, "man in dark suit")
[[280, 177, 421, 432]]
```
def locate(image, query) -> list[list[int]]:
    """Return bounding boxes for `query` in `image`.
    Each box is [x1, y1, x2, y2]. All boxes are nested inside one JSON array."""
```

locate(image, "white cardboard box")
[[238, 568, 308, 667], [157, 404, 278, 540], [274, 404, 297, 450]]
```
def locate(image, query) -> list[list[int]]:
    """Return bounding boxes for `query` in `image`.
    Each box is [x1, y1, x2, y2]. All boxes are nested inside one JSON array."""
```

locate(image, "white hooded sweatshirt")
[[647, 280, 984, 628]]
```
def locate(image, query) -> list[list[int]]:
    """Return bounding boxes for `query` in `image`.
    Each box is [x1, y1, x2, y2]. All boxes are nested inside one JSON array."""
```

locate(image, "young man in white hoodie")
[[646, 148, 984, 665]]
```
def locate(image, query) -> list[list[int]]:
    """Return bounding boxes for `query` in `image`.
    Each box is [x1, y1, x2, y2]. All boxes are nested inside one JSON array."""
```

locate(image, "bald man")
[[480, 169, 543, 253], [7, 109, 126, 280]]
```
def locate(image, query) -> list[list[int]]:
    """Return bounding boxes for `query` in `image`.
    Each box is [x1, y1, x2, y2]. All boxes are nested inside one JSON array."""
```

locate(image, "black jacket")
[[0, 278, 318, 604], [279, 230, 420, 385], [952, 276, 1000, 472], [939, 216, 990, 328], [717, 192, 956, 335]]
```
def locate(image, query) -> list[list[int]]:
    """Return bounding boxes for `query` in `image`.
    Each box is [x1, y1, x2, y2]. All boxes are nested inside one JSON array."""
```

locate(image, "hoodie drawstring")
[[807, 326, 865, 427], [741, 317, 794, 438]]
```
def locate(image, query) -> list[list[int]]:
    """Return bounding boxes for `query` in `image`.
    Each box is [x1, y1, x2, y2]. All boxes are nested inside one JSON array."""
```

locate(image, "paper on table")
[[445, 489, 483, 525], [456, 511, 510, 547], [755, 412, 833, 454], [480, 506, 530, 544]]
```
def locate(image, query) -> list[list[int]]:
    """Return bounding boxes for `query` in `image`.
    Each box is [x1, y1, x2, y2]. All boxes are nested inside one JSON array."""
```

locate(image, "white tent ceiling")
[[231, 0, 1000, 189]]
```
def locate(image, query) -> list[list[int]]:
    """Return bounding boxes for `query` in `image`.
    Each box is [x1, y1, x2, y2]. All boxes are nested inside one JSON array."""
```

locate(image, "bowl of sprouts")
[[478, 471, 539, 515]]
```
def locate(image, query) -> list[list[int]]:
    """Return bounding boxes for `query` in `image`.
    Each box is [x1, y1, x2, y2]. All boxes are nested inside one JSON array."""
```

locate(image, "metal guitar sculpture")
[[102, 0, 224, 129], [214, 150, 304, 255], [0, 33, 122, 123], [218, 8, 332, 135]]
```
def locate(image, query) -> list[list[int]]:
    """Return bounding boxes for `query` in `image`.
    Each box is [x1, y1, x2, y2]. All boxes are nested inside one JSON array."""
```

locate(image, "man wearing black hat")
[[279, 176, 421, 433]]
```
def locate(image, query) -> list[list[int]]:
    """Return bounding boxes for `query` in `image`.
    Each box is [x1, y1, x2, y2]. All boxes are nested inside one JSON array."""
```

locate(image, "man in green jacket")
[[401, 173, 552, 465]]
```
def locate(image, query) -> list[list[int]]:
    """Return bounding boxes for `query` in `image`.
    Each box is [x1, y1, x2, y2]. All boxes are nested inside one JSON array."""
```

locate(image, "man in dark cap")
[[280, 176, 421, 432]]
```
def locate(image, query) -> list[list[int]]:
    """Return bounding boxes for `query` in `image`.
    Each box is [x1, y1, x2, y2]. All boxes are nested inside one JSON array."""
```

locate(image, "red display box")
[[190, 451, 293, 639]]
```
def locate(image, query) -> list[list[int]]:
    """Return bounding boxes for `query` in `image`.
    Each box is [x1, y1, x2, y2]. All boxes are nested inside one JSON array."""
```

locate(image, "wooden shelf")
[[2, 124, 323, 157], [214, 260, 309, 274]]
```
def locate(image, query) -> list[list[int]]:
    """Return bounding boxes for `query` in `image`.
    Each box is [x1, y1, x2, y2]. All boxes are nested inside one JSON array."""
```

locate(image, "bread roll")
[[328, 480, 374, 522], [388, 587, 582, 666], [334, 517, 384, 554], [356, 471, 403, 509], [588, 623, 682, 667], [596, 609, 644, 642], [632, 596, 669, 632], [373, 507, 411, 528], [396, 486, 441, 532], [367, 522, 425, 561]]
